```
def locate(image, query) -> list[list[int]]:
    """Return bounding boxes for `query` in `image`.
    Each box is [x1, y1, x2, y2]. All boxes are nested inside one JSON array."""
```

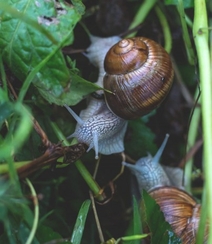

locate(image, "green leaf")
[[0, 181, 40, 244], [0, 1, 98, 106], [36, 225, 71, 244], [0, 88, 9, 105], [0, 102, 13, 128], [70, 199, 91, 244], [37, 72, 101, 105], [125, 196, 143, 244], [125, 119, 157, 159], [142, 190, 182, 244], [164, 0, 194, 8], [18, 222, 40, 244], [0, 0, 75, 81], [0, 102, 32, 160], [71, 0, 86, 15]]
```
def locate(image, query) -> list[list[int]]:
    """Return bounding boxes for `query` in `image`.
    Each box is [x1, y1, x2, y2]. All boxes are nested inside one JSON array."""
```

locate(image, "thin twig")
[[171, 56, 195, 107], [89, 191, 105, 243], [179, 139, 203, 168], [111, 152, 126, 182], [33, 118, 52, 147]]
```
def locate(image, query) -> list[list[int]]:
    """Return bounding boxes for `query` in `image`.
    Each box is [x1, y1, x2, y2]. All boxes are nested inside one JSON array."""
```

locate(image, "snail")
[[123, 134, 184, 192], [103, 37, 174, 119], [123, 135, 209, 244], [65, 36, 174, 158]]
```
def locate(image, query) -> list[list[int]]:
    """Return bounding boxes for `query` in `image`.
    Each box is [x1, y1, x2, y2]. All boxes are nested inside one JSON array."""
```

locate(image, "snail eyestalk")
[[152, 134, 169, 164]]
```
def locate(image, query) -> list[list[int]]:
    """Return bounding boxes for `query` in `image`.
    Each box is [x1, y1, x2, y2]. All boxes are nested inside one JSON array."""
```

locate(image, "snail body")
[[65, 98, 127, 159], [103, 37, 174, 119]]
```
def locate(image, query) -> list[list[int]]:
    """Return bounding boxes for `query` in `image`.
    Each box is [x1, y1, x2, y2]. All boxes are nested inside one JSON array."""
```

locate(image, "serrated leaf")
[[0, 1, 98, 106], [37, 71, 101, 105], [0, 0, 76, 83], [142, 190, 182, 244]]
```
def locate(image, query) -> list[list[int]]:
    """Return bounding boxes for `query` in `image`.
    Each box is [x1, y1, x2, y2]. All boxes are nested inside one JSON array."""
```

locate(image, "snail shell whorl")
[[103, 37, 174, 120], [149, 187, 208, 244]]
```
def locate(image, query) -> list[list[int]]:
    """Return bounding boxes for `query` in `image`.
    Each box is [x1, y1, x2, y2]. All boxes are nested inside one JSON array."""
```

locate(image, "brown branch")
[[32, 118, 52, 147], [6, 78, 89, 178], [12, 143, 87, 179], [178, 139, 203, 168]]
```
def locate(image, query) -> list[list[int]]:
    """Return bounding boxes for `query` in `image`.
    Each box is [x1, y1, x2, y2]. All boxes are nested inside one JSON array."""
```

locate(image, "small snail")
[[123, 135, 209, 243], [65, 36, 174, 158], [123, 134, 184, 192]]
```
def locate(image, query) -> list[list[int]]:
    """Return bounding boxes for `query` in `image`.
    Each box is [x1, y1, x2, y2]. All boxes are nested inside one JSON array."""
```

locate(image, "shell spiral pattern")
[[103, 37, 174, 120]]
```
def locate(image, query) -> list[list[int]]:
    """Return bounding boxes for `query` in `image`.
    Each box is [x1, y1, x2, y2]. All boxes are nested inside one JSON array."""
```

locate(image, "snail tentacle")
[[64, 104, 84, 126], [151, 134, 169, 164]]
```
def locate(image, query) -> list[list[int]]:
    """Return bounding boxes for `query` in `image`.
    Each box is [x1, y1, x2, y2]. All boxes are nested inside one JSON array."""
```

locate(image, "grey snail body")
[[64, 98, 127, 159], [65, 36, 174, 158]]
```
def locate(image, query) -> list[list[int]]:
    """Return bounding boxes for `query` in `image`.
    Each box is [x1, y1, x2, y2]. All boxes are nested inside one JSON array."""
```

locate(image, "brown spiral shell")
[[149, 187, 209, 244], [103, 37, 174, 120]]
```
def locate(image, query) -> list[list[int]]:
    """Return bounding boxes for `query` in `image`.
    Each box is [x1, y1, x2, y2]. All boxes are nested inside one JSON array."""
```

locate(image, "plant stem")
[[177, 0, 195, 65], [25, 178, 39, 244], [0, 56, 8, 97], [6, 157, 21, 194], [196, 187, 208, 243], [50, 121, 104, 201], [184, 89, 201, 193], [75, 160, 104, 201], [193, 0, 212, 243], [185, 14, 193, 28], [127, 0, 157, 37], [0, 103, 32, 160], [0, 161, 30, 174], [154, 5, 172, 53], [49, 119, 70, 146]]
